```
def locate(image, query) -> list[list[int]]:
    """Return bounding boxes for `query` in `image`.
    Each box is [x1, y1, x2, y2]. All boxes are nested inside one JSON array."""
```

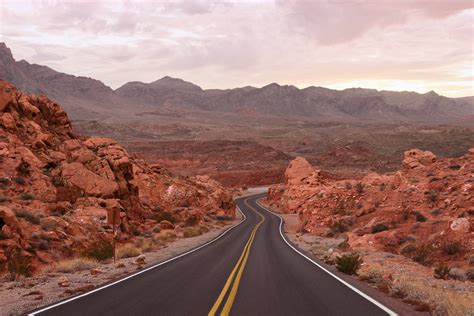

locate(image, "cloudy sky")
[[0, 0, 473, 97]]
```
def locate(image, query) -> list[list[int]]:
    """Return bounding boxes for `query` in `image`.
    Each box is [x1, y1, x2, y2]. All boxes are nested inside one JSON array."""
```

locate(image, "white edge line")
[[255, 200, 398, 316], [29, 205, 247, 315]]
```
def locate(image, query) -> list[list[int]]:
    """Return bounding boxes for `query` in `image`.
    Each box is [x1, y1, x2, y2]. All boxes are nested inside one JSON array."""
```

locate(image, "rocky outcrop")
[[266, 149, 474, 269], [0, 80, 235, 274]]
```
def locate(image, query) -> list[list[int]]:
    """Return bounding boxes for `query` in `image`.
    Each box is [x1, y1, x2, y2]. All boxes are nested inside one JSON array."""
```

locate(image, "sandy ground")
[[0, 219, 239, 316], [262, 202, 474, 315]]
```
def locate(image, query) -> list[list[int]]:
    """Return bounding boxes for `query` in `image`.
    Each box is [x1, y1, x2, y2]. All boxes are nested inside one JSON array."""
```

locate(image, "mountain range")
[[1, 42, 472, 122]]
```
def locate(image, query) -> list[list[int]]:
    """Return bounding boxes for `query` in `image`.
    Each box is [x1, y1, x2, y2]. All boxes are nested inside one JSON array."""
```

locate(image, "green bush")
[[20, 192, 35, 201], [371, 223, 389, 234], [14, 210, 40, 225], [335, 253, 363, 275], [83, 240, 113, 261], [434, 265, 451, 280]]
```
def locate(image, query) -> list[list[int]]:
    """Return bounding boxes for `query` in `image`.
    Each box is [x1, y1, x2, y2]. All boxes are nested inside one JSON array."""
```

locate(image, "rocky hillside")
[[2, 43, 472, 123], [266, 149, 473, 272], [0, 80, 234, 275]]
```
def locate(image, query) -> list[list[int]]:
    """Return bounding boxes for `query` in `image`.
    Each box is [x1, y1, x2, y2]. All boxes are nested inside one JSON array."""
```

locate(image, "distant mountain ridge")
[[1, 42, 472, 122]]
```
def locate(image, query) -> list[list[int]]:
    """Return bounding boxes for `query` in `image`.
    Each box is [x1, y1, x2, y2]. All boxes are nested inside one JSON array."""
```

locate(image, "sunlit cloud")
[[0, 0, 472, 97]]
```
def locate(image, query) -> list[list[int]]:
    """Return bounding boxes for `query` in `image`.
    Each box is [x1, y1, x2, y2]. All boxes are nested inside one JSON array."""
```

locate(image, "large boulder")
[[285, 157, 319, 186], [402, 149, 436, 170]]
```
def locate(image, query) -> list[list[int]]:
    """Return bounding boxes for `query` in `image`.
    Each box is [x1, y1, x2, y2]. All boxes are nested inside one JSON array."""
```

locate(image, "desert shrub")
[[425, 189, 438, 203], [443, 241, 463, 255], [448, 164, 461, 170], [337, 241, 350, 251], [0, 177, 10, 186], [150, 211, 176, 224], [332, 203, 346, 215], [185, 214, 199, 227], [335, 253, 363, 275], [37, 240, 49, 251], [412, 245, 430, 265], [16, 160, 31, 177], [183, 227, 202, 238], [355, 182, 364, 194], [13, 176, 26, 185], [431, 208, 442, 216], [116, 244, 142, 259], [55, 257, 98, 273], [434, 265, 451, 280], [216, 215, 232, 221], [413, 211, 427, 222], [20, 192, 35, 201], [83, 240, 113, 261], [0, 195, 9, 203], [5, 249, 32, 280], [130, 225, 141, 236], [379, 183, 386, 191], [401, 209, 411, 221], [400, 243, 416, 255], [329, 221, 347, 234], [14, 210, 40, 225], [371, 223, 389, 234], [344, 182, 352, 190], [0, 230, 8, 240], [40, 219, 58, 231]]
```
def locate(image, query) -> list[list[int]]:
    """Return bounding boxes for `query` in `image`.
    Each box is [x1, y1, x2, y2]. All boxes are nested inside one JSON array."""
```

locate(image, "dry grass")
[[390, 277, 474, 315], [55, 258, 98, 273], [116, 244, 142, 259]]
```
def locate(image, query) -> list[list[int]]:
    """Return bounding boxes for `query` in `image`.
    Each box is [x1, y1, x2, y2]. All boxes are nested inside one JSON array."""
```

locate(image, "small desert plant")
[[355, 182, 365, 194], [150, 211, 176, 224], [443, 241, 463, 255], [14, 210, 40, 225], [371, 223, 389, 234], [83, 240, 113, 261], [0, 230, 8, 240], [335, 253, 363, 275], [431, 208, 442, 216], [37, 239, 49, 251], [5, 249, 32, 280], [183, 227, 202, 238], [434, 265, 451, 280], [425, 189, 438, 203], [0, 195, 9, 203], [329, 221, 347, 234], [332, 203, 346, 215], [13, 176, 26, 185], [344, 182, 352, 190], [116, 244, 142, 259], [379, 183, 386, 191], [412, 245, 430, 265], [19, 192, 35, 201], [448, 164, 461, 170], [185, 214, 199, 227], [0, 177, 10, 188], [40, 219, 58, 231], [413, 211, 427, 222], [16, 160, 31, 177], [55, 257, 98, 273]]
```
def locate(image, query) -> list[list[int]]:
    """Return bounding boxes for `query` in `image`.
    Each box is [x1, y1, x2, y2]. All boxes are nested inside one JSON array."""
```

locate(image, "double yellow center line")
[[208, 199, 265, 316]]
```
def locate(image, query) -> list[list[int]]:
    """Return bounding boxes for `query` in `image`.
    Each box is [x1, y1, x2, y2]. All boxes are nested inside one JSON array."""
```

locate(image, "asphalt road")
[[31, 193, 396, 316]]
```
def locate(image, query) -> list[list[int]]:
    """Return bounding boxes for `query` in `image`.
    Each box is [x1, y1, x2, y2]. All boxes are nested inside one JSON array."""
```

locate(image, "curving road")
[[30, 193, 396, 316]]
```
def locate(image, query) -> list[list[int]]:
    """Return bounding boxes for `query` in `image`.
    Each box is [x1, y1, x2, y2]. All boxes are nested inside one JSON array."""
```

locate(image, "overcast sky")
[[0, 0, 473, 97]]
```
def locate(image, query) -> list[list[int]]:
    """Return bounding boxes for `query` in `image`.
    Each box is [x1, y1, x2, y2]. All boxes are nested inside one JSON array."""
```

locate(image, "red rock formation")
[[266, 150, 473, 268], [0, 80, 234, 274]]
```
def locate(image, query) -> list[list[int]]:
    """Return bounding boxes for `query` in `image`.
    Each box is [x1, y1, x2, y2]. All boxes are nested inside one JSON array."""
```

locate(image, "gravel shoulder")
[[0, 219, 239, 316]]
